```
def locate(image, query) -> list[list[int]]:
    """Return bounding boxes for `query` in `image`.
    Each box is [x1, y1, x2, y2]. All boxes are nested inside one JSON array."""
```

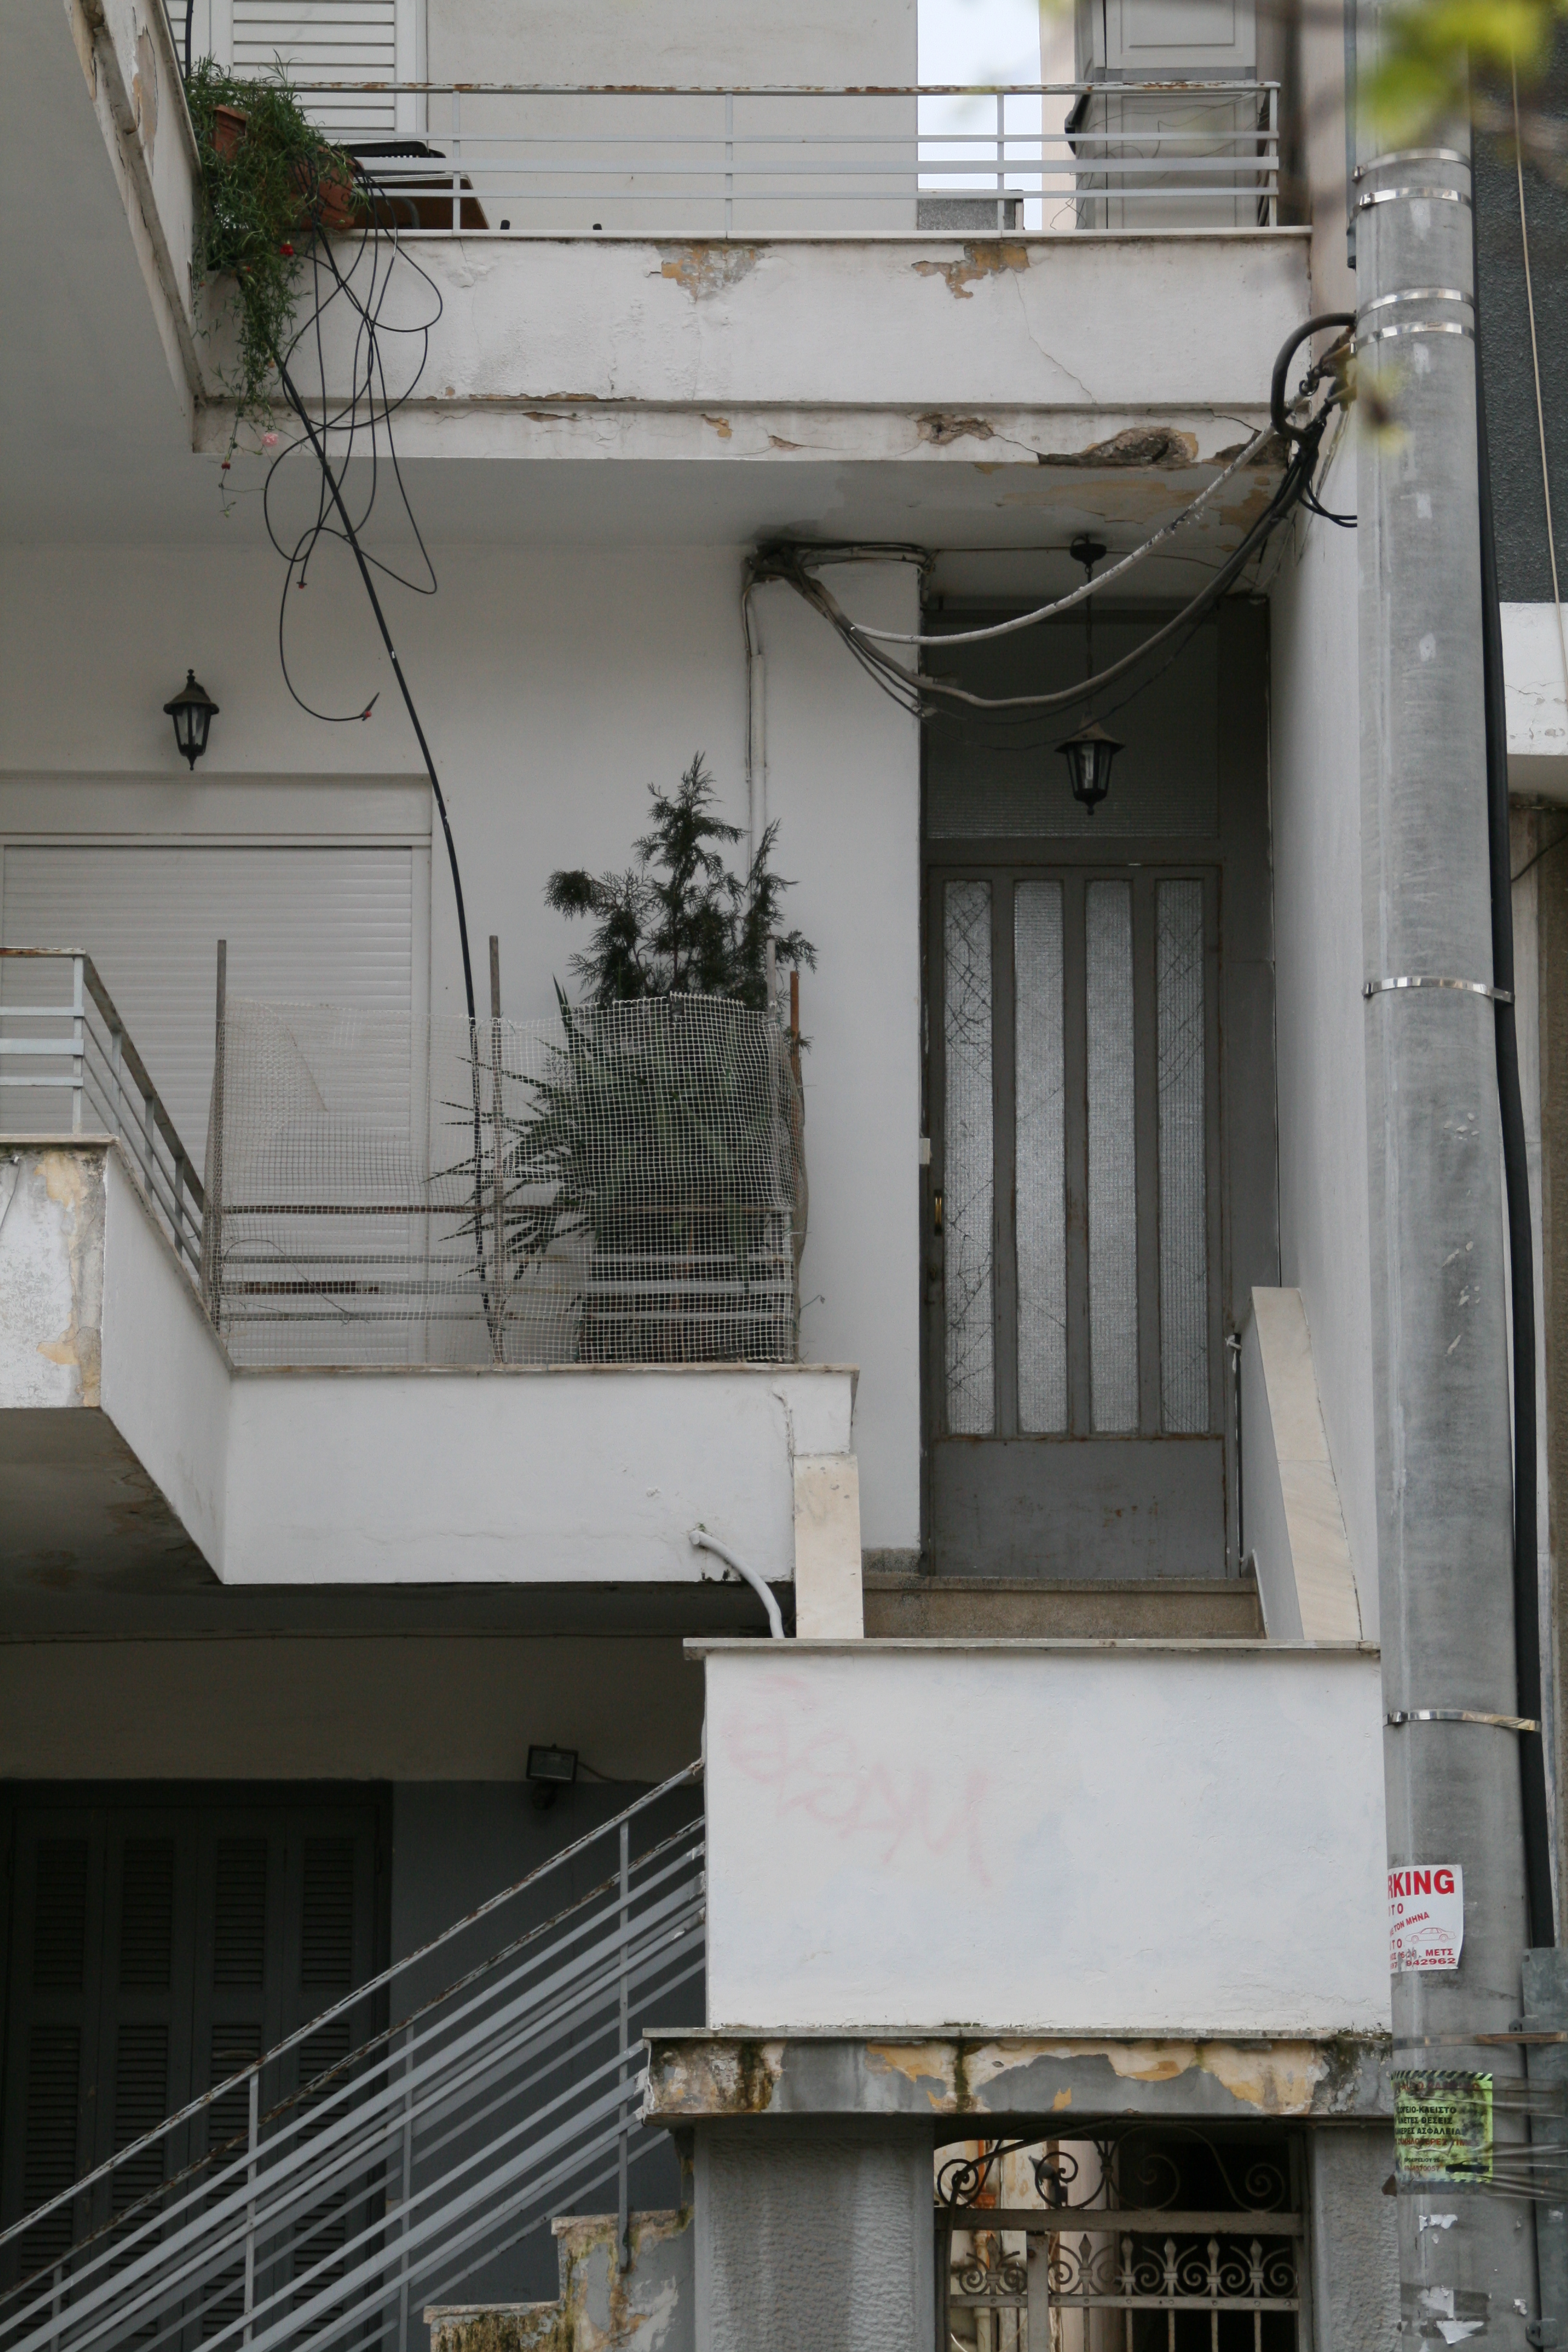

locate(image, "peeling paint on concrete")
[[912, 242, 1030, 298], [1038, 424, 1200, 469], [700, 414, 733, 440], [643, 2033, 1393, 2124], [426, 2207, 693, 2352], [916, 413, 995, 446], [656, 244, 760, 298]]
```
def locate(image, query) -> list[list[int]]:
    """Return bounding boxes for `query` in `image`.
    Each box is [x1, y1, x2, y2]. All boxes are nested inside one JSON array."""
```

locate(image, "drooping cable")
[[1474, 182, 1556, 1948], [750, 317, 1353, 730]]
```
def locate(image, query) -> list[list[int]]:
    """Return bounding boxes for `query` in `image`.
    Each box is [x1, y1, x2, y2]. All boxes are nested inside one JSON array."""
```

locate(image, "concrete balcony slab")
[[0, 1142, 854, 1593]]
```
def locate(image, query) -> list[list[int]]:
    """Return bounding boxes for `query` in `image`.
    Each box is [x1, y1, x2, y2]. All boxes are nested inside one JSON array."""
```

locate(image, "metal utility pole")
[[1354, 29, 1540, 2336]]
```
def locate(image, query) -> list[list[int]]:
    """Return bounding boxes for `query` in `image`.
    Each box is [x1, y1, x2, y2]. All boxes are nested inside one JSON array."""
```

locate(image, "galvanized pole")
[[1353, 47, 1538, 2337]]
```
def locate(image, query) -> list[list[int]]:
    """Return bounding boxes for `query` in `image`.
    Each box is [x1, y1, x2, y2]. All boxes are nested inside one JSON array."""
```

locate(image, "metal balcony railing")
[[0, 949, 203, 1282], [0, 1766, 705, 2352], [197, 82, 1281, 235]]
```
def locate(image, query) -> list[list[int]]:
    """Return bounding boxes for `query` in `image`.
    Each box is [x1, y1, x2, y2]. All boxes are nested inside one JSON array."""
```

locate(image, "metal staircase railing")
[[0, 1765, 704, 2352]]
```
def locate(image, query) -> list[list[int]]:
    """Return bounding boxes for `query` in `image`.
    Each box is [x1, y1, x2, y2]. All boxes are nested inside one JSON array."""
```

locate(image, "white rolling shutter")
[[1, 844, 416, 1168], [206, 0, 417, 136]]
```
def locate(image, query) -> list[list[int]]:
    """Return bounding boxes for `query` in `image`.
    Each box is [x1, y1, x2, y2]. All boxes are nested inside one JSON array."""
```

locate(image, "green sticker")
[[1394, 2070, 1494, 2183]]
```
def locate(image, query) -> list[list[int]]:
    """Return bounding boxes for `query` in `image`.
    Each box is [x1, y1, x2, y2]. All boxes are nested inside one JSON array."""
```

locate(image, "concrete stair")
[[426, 2209, 693, 2352]]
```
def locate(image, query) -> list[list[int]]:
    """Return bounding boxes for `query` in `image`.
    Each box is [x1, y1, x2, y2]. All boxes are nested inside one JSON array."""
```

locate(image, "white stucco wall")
[[0, 543, 921, 1552], [1267, 439, 1379, 1635], [696, 1640, 1390, 2034]]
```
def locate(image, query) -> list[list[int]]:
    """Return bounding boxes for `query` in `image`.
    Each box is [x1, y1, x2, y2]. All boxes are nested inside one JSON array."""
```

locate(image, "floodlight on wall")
[[163, 670, 220, 769], [526, 1743, 579, 1810], [1056, 538, 1122, 814]]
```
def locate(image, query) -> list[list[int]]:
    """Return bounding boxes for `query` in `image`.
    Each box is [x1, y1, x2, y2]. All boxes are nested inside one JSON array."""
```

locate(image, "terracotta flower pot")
[[212, 103, 248, 162], [291, 153, 362, 234]]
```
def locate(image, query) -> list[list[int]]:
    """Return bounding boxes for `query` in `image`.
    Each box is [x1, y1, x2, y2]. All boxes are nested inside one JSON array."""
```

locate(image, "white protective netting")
[[204, 995, 806, 1368]]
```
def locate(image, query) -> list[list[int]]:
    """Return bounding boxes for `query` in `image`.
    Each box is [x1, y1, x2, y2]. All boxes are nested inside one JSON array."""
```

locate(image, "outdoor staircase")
[[0, 1769, 705, 2352]]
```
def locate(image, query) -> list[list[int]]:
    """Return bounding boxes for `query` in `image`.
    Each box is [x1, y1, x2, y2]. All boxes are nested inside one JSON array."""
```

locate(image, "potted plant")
[[185, 63, 367, 433], [495, 758, 815, 1364]]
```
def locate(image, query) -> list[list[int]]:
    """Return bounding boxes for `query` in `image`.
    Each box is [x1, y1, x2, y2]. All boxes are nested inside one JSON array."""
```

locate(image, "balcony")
[[0, 955, 858, 1604]]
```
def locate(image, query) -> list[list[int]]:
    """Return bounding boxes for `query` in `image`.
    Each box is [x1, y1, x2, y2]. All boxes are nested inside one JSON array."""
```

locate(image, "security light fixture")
[[163, 670, 220, 769], [1056, 537, 1122, 814], [526, 1744, 579, 1809]]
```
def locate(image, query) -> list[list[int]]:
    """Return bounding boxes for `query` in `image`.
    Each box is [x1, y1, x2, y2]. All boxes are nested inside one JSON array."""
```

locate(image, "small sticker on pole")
[[1389, 1863, 1463, 1971]]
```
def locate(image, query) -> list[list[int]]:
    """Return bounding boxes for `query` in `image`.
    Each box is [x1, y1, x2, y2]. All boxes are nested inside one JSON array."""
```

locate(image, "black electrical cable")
[[1474, 238, 1556, 1949]]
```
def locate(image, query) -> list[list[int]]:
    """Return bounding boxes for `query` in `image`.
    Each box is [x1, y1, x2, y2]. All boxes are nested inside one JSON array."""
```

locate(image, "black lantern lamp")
[[163, 670, 220, 769], [1056, 535, 1123, 815]]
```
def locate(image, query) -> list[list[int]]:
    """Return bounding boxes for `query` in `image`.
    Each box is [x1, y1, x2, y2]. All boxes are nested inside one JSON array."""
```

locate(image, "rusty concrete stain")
[[1038, 425, 1200, 470], [701, 414, 733, 440], [768, 433, 803, 451], [132, 24, 158, 160], [1052, 2088, 1073, 2111], [916, 413, 995, 447], [864, 2037, 1334, 2116], [36, 1151, 103, 1409], [912, 242, 1030, 298], [656, 243, 760, 298], [426, 2210, 691, 2352]]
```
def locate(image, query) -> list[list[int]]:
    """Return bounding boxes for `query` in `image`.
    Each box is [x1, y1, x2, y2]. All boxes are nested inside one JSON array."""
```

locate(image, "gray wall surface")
[[695, 2121, 934, 2352], [1308, 2126, 1398, 2349]]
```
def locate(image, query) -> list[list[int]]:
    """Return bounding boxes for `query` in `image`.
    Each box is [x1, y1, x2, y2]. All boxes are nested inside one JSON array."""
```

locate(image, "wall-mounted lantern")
[[1056, 536, 1122, 814], [163, 670, 220, 769]]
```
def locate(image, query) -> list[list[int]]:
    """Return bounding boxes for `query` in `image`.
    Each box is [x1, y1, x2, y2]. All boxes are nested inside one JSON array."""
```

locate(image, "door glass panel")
[[1085, 880, 1138, 1431], [1157, 879, 1210, 1431], [943, 881, 995, 1434], [1014, 883, 1067, 1432]]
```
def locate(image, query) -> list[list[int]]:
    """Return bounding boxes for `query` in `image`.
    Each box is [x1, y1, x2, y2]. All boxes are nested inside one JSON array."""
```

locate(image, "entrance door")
[[926, 861, 1224, 1576]]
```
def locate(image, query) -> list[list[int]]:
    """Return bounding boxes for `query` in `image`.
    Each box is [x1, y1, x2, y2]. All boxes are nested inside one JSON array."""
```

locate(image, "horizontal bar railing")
[[198, 81, 1279, 233], [0, 1763, 704, 2352], [0, 948, 204, 1282]]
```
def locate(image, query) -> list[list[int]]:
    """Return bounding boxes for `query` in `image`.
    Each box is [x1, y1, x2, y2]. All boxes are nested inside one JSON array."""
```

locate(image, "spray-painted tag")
[[1388, 1863, 1463, 1971]]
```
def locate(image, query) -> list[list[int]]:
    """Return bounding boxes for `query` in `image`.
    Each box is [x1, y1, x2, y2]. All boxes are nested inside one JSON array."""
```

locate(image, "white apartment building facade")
[[3, 0, 1567, 2339]]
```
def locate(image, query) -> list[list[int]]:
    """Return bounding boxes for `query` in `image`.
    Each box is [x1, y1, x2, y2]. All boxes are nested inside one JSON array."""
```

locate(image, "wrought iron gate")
[[935, 2128, 1302, 2350]]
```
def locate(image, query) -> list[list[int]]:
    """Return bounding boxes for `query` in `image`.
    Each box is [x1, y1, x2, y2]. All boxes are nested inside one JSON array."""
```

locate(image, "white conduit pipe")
[[689, 1527, 786, 1639]]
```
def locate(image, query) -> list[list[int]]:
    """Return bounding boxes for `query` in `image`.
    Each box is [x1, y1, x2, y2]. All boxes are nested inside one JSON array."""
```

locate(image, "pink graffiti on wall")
[[715, 1671, 996, 1890]]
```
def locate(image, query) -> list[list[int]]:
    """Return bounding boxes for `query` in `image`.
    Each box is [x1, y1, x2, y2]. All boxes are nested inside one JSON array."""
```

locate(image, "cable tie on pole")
[[1356, 287, 1471, 316], [1385, 1708, 1541, 1732], [1353, 147, 1470, 178], [1363, 975, 1512, 1004], [1356, 321, 1475, 349]]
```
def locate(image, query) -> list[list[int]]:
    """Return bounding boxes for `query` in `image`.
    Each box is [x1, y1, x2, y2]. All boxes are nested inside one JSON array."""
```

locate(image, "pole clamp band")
[[1354, 148, 1469, 178], [1355, 185, 1471, 213], [1364, 975, 1512, 1004], [1387, 1708, 1541, 1733], [1356, 321, 1475, 349]]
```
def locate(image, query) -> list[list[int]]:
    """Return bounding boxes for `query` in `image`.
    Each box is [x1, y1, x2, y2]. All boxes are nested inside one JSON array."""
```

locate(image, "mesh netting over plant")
[[203, 996, 805, 1367]]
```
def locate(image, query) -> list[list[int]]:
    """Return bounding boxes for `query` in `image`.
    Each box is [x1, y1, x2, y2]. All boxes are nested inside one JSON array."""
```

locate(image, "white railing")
[[0, 949, 204, 1282], [0, 1768, 705, 2352], [222, 82, 1281, 235]]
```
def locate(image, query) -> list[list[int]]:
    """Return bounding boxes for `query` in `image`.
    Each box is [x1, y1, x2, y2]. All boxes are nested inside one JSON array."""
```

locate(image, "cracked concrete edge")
[[641, 2033, 1394, 2125]]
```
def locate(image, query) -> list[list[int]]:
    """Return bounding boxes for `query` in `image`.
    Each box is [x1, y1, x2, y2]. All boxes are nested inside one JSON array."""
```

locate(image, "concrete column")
[[1355, 91, 1535, 2337], [693, 2120, 933, 2352], [1308, 2127, 1399, 2348]]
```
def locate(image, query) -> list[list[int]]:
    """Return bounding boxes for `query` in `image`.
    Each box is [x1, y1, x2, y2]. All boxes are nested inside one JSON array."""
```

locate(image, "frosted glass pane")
[[1086, 880, 1138, 1431], [944, 881, 995, 1434], [1014, 882, 1067, 1432], [1158, 879, 1210, 1432]]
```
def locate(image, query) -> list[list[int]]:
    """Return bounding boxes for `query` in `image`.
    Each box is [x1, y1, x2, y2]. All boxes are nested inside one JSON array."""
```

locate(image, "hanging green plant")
[[185, 62, 366, 433]]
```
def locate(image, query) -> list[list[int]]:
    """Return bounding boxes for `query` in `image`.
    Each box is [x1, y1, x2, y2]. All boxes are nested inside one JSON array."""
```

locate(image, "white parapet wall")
[[0, 1140, 855, 1589], [694, 1638, 1389, 2036]]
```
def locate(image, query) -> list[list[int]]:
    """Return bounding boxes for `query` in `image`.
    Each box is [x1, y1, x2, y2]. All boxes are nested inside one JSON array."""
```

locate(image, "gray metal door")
[[926, 861, 1226, 1577]]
